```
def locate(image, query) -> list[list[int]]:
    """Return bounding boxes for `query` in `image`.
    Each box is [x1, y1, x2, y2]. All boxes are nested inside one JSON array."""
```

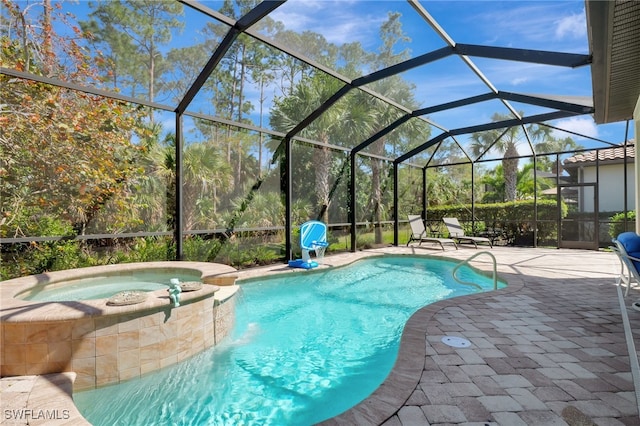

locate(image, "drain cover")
[[441, 336, 471, 348]]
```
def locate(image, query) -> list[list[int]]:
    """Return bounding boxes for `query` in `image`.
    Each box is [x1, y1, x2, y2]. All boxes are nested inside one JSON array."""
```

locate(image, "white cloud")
[[267, 10, 315, 33], [552, 116, 598, 139], [511, 77, 529, 86], [555, 9, 587, 39], [268, 0, 383, 47], [464, 3, 588, 52]]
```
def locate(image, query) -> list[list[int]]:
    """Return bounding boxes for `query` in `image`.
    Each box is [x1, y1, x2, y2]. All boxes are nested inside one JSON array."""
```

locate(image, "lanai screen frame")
[[2, 0, 630, 263]]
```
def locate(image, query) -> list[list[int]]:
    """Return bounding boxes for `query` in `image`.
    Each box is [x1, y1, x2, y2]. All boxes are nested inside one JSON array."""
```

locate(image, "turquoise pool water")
[[20, 270, 201, 302], [75, 255, 502, 425]]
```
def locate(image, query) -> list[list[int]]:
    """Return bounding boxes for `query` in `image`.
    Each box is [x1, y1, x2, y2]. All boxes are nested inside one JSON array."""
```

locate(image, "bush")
[[213, 240, 281, 269], [1, 216, 92, 279], [1, 240, 93, 280], [183, 236, 222, 262], [425, 199, 566, 243], [126, 237, 175, 262], [1, 236, 175, 281], [609, 211, 636, 239]]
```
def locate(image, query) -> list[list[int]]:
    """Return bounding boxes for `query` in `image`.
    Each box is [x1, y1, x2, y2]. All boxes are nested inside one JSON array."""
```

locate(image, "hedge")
[[423, 199, 567, 242], [609, 211, 636, 239]]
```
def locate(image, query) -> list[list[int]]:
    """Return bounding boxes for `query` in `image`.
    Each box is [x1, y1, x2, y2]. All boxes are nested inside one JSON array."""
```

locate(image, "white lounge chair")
[[442, 217, 492, 248], [406, 215, 457, 251]]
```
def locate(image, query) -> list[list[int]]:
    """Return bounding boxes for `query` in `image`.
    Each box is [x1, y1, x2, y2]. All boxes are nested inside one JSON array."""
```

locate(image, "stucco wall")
[[579, 162, 635, 212]]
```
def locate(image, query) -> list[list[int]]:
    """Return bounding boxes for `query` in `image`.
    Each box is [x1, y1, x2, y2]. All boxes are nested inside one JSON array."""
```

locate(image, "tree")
[[270, 72, 346, 223], [426, 167, 471, 207], [195, 2, 279, 189], [80, 0, 184, 108], [470, 113, 578, 202], [1, 3, 147, 239], [358, 12, 423, 243], [182, 142, 233, 230], [470, 114, 521, 202], [535, 135, 582, 174], [268, 11, 426, 239], [479, 163, 554, 202]]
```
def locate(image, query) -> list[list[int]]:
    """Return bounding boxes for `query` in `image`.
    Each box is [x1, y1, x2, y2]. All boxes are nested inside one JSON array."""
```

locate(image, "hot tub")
[[0, 262, 239, 390], [17, 269, 204, 302]]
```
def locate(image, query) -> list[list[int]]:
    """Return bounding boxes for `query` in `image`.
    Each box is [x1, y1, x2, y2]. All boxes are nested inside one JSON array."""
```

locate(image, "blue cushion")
[[617, 232, 640, 271], [288, 259, 318, 269], [617, 232, 640, 253]]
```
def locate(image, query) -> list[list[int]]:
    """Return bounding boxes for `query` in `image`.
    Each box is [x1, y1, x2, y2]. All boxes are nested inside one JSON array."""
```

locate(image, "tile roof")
[[563, 139, 635, 166]]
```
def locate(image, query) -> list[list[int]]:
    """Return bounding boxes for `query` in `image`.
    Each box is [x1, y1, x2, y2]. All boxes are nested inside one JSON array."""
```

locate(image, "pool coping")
[[0, 373, 86, 425]]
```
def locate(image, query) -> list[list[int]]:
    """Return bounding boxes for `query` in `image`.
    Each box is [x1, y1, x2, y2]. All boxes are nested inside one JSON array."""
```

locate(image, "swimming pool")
[[74, 255, 503, 425]]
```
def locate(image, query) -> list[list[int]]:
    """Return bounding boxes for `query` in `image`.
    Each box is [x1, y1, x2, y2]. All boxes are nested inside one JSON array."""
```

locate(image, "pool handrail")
[[452, 250, 498, 290]]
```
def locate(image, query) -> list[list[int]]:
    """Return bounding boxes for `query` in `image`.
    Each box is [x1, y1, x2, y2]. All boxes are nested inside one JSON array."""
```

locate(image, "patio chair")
[[442, 217, 493, 248], [406, 215, 458, 251], [288, 220, 329, 269], [612, 232, 640, 298]]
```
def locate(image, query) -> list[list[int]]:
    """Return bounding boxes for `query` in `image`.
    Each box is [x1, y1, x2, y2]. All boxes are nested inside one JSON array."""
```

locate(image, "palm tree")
[[134, 134, 176, 230], [470, 113, 522, 202], [270, 72, 346, 224], [133, 127, 233, 232], [470, 113, 576, 202], [534, 136, 582, 174], [182, 142, 233, 230], [348, 77, 419, 243], [479, 162, 556, 202]]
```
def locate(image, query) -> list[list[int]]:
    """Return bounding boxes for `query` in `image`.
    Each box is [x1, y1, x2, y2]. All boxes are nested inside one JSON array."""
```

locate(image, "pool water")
[[21, 271, 201, 302], [75, 255, 502, 425]]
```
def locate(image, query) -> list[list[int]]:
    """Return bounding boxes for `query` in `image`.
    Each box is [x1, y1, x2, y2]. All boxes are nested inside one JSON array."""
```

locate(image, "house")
[[562, 140, 635, 213]]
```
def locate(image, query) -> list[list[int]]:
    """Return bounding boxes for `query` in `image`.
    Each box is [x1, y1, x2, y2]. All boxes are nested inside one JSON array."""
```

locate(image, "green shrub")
[[609, 211, 636, 239], [425, 199, 566, 243], [356, 232, 376, 249], [211, 240, 281, 269], [1, 240, 91, 280], [183, 236, 222, 262], [0, 216, 91, 279], [126, 237, 174, 262]]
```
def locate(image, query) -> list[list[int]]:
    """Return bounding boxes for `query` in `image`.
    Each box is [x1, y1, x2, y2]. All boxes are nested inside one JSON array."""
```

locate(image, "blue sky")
[[259, 0, 633, 148], [16, 0, 633, 150]]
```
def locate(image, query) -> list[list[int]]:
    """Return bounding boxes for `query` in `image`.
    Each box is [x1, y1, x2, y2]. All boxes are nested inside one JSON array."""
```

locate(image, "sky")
[[259, 0, 633, 149], [9, 0, 634, 152]]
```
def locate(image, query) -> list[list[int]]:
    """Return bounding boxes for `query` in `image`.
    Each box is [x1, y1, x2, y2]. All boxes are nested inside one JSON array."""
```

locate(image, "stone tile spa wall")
[[0, 262, 239, 391]]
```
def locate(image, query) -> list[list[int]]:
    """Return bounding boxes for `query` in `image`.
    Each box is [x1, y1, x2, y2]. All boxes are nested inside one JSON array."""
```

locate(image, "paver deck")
[[2, 246, 639, 425]]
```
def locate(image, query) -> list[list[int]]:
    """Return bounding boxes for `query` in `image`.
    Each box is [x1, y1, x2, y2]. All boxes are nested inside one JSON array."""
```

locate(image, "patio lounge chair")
[[406, 215, 458, 251], [288, 220, 329, 269], [612, 232, 640, 298], [442, 217, 493, 248]]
